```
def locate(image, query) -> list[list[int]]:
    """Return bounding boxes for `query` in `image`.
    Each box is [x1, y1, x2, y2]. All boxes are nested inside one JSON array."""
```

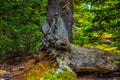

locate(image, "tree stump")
[[40, 16, 119, 73]]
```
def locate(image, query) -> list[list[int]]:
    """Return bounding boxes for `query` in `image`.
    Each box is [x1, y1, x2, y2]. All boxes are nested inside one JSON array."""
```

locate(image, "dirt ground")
[[0, 51, 120, 80]]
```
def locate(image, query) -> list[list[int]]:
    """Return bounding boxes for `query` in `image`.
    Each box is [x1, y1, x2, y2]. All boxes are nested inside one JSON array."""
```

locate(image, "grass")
[[24, 58, 77, 80]]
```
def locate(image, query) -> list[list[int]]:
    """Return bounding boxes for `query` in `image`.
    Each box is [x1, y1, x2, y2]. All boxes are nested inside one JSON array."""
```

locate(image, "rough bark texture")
[[41, 16, 119, 73], [47, 0, 73, 42]]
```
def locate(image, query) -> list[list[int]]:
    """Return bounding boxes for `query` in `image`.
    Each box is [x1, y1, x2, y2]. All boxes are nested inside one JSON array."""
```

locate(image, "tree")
[[46, 0, 73, 42], [0, 0, 46, 56], [41, 0, 119, 73]]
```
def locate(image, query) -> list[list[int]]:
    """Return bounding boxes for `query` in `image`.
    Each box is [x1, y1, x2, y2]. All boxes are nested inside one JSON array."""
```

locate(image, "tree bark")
[[46, 0, 73, 42], [41, 0, 119, 73], [41, 16, 119, 73]]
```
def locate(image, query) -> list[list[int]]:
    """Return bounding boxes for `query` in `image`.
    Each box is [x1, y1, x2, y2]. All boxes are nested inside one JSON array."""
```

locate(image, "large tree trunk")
[[41, 16, 119, 73], [46, 0, 73, 42], [41, 0, 119, 74]]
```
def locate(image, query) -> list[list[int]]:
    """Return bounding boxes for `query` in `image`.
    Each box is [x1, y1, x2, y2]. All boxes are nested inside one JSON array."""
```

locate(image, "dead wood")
[[40, 15, 119, 73]]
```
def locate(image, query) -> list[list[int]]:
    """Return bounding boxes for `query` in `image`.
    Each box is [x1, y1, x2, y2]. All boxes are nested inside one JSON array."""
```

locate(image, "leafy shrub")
[[72, 27, 90, 46], [73, 0, 120, 49]]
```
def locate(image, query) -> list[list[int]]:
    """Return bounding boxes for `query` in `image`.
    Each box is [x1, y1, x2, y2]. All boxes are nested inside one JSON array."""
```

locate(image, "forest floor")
[[0, 51, 120, 80]]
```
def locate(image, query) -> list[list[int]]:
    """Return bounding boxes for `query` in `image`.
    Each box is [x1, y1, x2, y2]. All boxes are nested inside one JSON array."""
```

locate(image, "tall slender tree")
[[46, 0, 73, 42]]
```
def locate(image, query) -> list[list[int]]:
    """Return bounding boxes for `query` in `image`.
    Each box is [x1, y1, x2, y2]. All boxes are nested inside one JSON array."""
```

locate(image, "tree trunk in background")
[[46, 0, 73, 42]]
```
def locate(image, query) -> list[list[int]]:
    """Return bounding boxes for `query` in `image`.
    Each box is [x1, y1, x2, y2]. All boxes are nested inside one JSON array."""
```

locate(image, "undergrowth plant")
[[25, 60, 77, 80], [73, 0, 120, 64]]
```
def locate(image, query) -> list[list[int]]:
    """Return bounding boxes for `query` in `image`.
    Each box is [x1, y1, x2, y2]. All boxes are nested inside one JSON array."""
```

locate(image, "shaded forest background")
[[0, 0, 120, 63]]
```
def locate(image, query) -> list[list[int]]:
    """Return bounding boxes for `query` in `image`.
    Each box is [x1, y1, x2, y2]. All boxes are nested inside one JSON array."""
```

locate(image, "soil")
[[0, 51, 120, 80], [77, 71, 120, 80]]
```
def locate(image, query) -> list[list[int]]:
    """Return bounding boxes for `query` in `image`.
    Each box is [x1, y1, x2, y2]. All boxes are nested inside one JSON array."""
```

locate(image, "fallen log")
[[40, 15, 119, 73]]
